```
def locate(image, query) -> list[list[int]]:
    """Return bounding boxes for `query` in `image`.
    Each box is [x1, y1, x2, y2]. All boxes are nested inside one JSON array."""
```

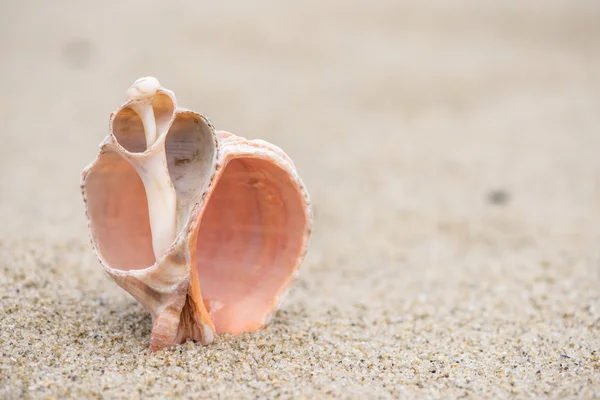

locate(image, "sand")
[[1, 0, 600, 398]]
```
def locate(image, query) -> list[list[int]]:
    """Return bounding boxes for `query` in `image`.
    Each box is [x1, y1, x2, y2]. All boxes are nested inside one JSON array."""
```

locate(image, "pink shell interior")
[[196, 157, 307, 334], [84, 152, 155, 270]]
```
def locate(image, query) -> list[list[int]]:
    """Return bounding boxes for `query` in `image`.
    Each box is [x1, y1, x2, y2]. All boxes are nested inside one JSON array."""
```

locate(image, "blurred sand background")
[[1, 0, 600, 398]]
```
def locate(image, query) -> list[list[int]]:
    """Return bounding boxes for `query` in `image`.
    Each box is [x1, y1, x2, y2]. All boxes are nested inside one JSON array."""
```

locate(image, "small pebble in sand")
[[487, 189, 511, 206]]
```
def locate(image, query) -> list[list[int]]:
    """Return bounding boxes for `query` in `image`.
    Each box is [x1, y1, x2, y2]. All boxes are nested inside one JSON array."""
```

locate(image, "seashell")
[[81, 77, 312, 350]]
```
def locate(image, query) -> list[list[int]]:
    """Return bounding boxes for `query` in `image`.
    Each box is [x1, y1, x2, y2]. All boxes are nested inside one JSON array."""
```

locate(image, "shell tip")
[[126, 76, 161, 101]]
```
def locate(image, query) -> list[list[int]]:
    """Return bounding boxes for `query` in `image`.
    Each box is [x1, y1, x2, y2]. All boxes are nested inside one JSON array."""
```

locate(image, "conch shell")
[[81, 77, 311, 350]]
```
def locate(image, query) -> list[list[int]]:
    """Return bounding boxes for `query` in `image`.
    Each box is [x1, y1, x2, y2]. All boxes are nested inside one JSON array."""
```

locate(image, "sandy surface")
[[1, 0, 600, 398]]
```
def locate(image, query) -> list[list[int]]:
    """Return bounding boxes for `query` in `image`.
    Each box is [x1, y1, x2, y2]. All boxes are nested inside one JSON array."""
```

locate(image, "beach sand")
[[1, 1, 599, 398]]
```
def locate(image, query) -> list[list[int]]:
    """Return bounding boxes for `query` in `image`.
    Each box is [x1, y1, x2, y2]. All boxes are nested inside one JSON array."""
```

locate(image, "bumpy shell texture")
[[81, 77, 312, 350]]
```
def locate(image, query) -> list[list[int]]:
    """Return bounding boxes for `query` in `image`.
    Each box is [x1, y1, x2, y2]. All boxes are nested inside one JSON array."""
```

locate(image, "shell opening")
[[165, 113, 216, 230], [194, 158, 307, 334], [83, 151, 156, 270], [152, 93, 175, 139], [112, 107, 147, 153]]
